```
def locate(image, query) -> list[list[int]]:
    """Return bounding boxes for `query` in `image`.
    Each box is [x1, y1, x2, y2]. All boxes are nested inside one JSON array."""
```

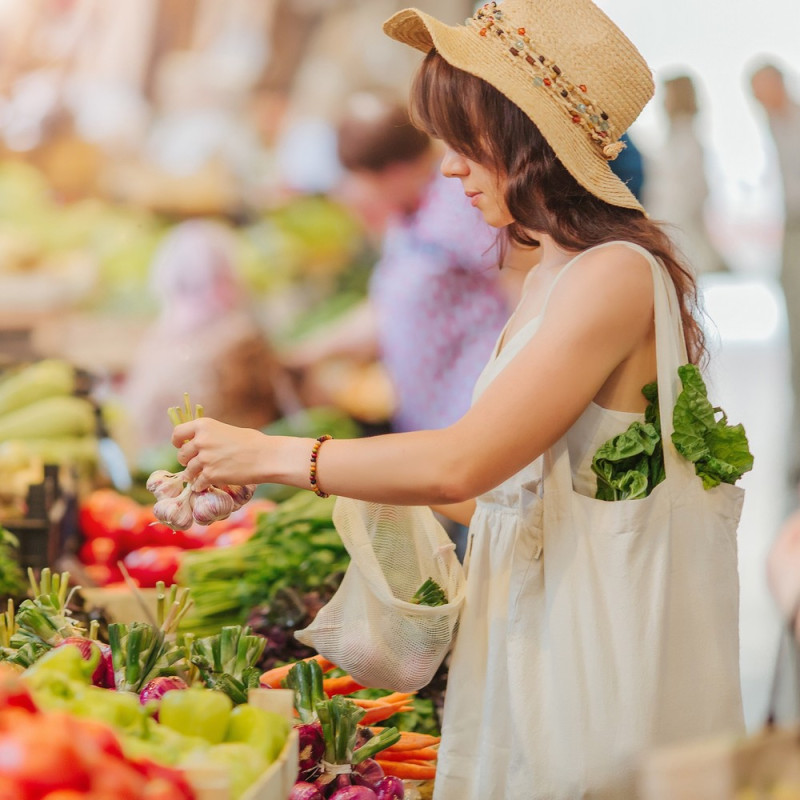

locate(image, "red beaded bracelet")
[[309, 434, 333, 498]]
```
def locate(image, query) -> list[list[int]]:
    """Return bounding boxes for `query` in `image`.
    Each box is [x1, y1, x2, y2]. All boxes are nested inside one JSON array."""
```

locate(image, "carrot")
[[322, 675, 366, 696], [377, 691, 414, 705], [371, 729, 441, 750], [376, 746, 439, 762], [260, 654, 336, 688], [360, 701, 414, 726], [375, 760, 437, 781]]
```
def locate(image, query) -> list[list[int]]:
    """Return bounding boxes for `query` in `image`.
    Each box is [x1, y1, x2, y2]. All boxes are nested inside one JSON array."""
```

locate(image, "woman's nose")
[[440, 148, 469, 178]]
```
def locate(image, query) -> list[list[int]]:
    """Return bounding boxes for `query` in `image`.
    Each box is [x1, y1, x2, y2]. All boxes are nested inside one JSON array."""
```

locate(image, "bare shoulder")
[[548, 243, 654, 322]]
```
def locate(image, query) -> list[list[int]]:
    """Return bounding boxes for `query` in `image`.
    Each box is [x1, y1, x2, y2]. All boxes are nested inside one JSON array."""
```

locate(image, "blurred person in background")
[[285, 93, 531, 436], [750, 62, 800, 487], [122, 219, 285, 455], [644, 72, 728, 277]]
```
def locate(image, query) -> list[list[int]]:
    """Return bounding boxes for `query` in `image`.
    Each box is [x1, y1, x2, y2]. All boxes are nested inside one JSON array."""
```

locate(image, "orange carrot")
[[352, 698, 387, 709], [369, 729, 441, 750], [260, 654, 336, 688], [360, 701, 414, 726], [377, 692, 414, 705], [375, 760, 437, 781], [376, 746, 439, 761], [322, 675, 366, 696]]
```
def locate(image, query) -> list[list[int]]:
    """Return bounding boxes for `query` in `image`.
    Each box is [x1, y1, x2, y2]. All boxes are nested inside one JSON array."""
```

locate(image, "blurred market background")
[[0, 0, 797, 735]]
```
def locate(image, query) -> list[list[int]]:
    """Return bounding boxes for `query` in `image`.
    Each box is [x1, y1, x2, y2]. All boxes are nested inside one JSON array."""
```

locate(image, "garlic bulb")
[[153, 485, 194, 530], [190, 486, 236, 525], [146, 470, 186, 500], [222, 484, 256, 507]]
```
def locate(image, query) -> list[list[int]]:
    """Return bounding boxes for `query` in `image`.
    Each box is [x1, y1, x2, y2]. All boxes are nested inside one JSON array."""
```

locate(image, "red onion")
[[56, 637, 112, 688], [329, 786, 378, 800], [289, 783, 324, 800], [373, 776, 404, 800], [352, 758, 383, 788], [139, 675, 189, 707]]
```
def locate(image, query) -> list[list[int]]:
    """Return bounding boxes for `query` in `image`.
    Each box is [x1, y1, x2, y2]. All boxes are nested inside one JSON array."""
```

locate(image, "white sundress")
[[432, 241, 744, 800]]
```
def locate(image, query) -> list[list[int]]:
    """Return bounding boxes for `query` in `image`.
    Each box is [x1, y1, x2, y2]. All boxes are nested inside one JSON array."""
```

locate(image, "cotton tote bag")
[[537, 247, 745, 796]]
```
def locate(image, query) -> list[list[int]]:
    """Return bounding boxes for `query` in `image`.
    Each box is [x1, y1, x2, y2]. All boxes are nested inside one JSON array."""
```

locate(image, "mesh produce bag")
[[295, 497, 465, 692]]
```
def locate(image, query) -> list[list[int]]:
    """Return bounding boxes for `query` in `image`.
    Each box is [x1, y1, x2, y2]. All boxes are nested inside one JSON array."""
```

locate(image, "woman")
[[173, 1, 744, 796]]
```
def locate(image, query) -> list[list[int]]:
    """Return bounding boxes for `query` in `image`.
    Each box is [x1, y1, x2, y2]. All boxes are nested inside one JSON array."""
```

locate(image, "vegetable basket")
[[183, 688, 299, 800]]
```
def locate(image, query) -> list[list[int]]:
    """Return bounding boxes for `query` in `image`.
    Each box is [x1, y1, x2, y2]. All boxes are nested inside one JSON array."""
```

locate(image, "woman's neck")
[[533, 234, 579, 272]]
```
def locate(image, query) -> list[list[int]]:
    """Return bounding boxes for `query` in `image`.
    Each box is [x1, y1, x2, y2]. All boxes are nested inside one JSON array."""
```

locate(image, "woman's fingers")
[[171, 421, 197, 448]]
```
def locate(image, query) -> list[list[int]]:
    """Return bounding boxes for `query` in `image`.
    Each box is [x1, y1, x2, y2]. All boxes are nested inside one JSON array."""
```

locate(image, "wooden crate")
[[184, 689, 298, 800], [639, 726, 800, 800]]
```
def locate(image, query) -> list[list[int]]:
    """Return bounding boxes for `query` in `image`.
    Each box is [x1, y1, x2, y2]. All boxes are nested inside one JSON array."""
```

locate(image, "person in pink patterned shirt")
[[286, 93, 528, 432]]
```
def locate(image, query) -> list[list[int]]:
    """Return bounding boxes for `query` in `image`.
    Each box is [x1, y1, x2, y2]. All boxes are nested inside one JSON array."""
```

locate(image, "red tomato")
[[79, 490, 141, 541], [0, 665, 37, 713], [78, 536, 120, 567], [0, 777, 26, 800], [214, 526, 254, 548], [86, 755, 146, 798], [121, 547, 183, 588], [83, 563, 124, 587], [0, 710, 90, 793]]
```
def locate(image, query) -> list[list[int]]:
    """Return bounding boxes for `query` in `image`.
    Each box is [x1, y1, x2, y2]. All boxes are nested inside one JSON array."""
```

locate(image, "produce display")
[[0, 359, 100, 517], [176, 491, 349, 636], [269, 656, 439, 799], [77, 487, 275, 587], [0, 664, 197, 800], [0, 572, 292, 798]]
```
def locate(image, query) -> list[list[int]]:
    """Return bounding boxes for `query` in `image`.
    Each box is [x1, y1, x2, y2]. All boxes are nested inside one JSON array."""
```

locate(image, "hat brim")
[[383, 8, 645, 214]]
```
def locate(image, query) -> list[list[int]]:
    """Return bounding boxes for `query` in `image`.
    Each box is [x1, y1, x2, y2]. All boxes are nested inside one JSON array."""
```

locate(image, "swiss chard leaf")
[[671, 364, 753, 488], [592, 420, 662, 501]]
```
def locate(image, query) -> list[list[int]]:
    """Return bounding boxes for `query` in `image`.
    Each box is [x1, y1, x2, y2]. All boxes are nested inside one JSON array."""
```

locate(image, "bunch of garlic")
[[147, 469, 256, 530]]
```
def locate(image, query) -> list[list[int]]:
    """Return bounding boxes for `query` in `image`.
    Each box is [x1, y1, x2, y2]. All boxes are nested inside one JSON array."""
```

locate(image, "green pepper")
[[201, 742, 267, 799], [159, 686, 233, 745], [224, 703, 289, 763], [23, 642, 99, 685]]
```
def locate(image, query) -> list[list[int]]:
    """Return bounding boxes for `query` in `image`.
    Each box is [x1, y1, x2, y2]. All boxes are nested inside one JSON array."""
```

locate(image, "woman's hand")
[[172, 417, 274, 491]]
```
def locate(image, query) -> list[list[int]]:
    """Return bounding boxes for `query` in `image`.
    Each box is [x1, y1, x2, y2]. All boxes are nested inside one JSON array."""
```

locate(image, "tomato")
[[78, 536, 120, 566], [0, 710, 90, 793], [83, 563, 123, 587], [121, 546, 183, 588], [214, 526, 254, 548]]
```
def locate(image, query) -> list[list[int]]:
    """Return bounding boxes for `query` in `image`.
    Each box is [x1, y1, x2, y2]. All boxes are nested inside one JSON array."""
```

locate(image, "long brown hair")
[[410, 50, 706, 364]]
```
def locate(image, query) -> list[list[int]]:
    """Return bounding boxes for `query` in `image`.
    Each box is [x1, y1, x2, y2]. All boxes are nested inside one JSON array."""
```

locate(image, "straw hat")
[[383, 0, 653, 212]]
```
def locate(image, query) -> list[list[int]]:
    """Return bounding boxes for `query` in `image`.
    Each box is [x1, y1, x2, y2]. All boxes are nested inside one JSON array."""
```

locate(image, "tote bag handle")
[[546, 243, 696, 492]]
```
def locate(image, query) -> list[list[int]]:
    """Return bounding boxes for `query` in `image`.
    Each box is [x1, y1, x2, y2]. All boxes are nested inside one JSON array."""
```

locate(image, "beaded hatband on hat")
[[383, 0, 653, 213]]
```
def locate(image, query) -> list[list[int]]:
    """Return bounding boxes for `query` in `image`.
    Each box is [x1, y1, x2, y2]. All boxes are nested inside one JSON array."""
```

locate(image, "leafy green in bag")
[[670, 363, 754, 489], [591, 383, 663, 501], [592, 365, 753, 500]]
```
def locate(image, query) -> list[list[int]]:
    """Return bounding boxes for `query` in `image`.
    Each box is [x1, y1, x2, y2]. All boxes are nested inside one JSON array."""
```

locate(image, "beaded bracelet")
[[309, 434, 333, 498]]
